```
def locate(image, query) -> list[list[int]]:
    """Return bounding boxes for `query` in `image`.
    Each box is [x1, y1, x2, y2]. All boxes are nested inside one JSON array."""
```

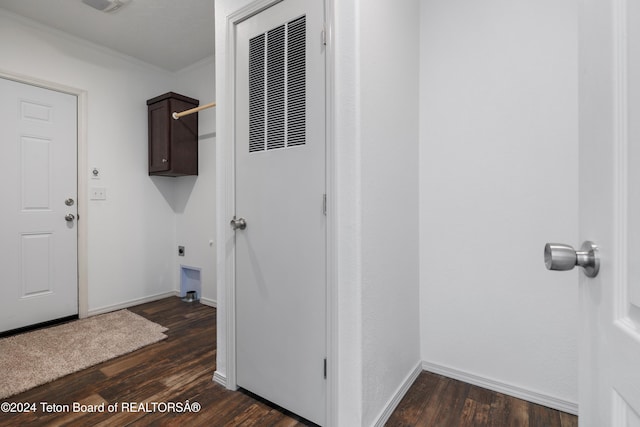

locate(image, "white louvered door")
[[0, 78, 78, 333], [235, 0, 326, 425]]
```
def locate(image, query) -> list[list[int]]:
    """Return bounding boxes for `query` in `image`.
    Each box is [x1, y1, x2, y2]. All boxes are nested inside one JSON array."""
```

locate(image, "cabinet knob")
[[161, 158, 167, 163]]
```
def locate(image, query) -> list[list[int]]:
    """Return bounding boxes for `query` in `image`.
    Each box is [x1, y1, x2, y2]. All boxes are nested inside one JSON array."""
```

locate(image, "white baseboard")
[[87, 291, 178, 316], [199, 297, 217, 308], [421, 361, 578, 415], [373, 362, 423, 427], [213, 370, 227, 388]]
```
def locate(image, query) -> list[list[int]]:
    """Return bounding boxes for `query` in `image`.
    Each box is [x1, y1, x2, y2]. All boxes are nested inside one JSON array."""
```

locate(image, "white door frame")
[[0, 70, 89, 320], [219, 0, 337, 424]]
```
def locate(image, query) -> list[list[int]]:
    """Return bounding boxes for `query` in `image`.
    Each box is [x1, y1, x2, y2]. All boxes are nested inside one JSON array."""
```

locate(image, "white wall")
[[330, 0, 363, 424], [174, 58, 217, 306], [358, 0, 421, 425], [332, 2, 422, 424], [419, 0, 579, 410]]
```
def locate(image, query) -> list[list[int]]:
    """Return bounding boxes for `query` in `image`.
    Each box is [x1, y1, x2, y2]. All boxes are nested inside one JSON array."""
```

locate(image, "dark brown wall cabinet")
[[147, 92, 199, 176]]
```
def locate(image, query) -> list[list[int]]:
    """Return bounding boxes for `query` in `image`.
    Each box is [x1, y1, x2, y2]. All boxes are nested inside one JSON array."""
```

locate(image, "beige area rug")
[[0, 310, 168, 399]]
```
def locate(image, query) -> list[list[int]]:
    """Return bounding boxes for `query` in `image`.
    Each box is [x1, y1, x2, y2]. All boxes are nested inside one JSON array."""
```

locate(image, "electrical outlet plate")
[[90, 187, 106, 200]]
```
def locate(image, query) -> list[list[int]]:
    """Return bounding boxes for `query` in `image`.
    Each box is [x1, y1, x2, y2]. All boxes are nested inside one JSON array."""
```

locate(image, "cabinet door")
[[148, 100, 170, 173]]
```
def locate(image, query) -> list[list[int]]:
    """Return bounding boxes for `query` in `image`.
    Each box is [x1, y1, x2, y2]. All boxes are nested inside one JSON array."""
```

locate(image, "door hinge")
[[323, 194, 327, 216], [323, 358, 327, 379], [321, 26, 327, 46]]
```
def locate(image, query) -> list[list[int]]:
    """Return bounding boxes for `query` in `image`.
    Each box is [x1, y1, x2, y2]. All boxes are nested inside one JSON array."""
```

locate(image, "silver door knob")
[[544, 241, 599, 278], [65, 213, 75, 222], [230, 217, 247, 230]]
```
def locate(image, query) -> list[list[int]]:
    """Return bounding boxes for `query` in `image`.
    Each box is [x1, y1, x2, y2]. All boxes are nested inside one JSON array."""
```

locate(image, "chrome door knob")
[[544, 241, 599, 278], [65, 213, 75, 222], [230, 217, 247, 230]]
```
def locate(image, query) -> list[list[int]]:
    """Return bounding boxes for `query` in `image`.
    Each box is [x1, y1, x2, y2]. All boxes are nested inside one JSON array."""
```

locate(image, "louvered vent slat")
[[267, 25, 286, 150], [287, 16, 306, 148], [249, 34, 265, 153]]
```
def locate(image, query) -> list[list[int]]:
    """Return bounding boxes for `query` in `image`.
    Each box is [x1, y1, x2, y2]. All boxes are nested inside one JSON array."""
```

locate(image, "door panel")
[[21, 136, 52, 210], [579, 0, 640, 424], [234, 0, 326, 425], [21, 233, 54, 297], [0, 78, 78, 333]]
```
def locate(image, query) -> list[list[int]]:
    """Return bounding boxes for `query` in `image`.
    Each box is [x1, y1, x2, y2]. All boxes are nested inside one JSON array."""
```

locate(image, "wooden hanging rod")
[[172, 102, 216, 120]]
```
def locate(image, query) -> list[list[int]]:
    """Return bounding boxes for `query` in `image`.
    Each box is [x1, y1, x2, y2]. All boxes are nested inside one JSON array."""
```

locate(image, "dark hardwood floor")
[[0, 297, 578, 426], [386, 372, 577, 427], [0, 297, 306, 426]]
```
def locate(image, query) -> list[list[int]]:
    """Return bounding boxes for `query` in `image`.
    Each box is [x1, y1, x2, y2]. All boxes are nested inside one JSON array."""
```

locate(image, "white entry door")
[[0, 78, 78, 333], [578, 0, 640, 424], [234, 0, 326, 425]]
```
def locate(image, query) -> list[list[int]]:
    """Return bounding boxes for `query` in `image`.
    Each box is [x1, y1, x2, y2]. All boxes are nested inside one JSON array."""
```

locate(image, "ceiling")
[[0, 0, 215, 72]]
